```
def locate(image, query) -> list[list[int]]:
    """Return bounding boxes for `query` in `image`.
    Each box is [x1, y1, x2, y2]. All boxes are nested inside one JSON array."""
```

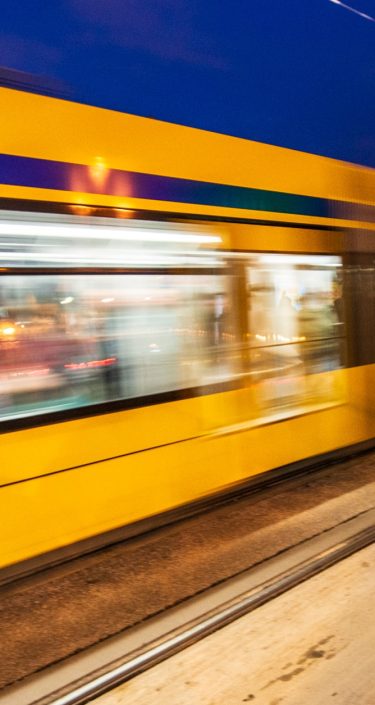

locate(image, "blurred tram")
[[1, 86, 375, 575]]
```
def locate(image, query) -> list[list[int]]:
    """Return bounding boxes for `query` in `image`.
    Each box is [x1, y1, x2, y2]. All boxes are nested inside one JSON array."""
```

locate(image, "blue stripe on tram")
[[0, 152, 331, 218]]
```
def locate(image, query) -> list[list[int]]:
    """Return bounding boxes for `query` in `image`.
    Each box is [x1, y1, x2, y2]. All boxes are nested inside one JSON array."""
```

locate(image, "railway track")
[[2, 507, 374, 705]]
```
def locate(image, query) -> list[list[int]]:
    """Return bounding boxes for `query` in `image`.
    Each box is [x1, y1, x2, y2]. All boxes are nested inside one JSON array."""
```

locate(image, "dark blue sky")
[[1, 1, 375, 166]]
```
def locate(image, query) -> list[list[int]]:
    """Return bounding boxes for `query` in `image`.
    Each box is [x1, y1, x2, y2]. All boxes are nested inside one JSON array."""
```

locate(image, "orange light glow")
[[114, 208, 135, 219], [0, 322, 16, 336], [69, 205, 92, 217], [89, 157, 108, 188]]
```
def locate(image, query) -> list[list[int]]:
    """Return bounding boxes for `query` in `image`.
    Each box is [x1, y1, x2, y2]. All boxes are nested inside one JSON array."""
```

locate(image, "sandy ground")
[[95, 543, 375, 705]]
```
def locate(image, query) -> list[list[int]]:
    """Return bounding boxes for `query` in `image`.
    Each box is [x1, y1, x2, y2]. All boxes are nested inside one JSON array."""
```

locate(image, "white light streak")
[[257, 254, 341, 266], [0, 222, 222, 245], [329, 0, 375, 22]]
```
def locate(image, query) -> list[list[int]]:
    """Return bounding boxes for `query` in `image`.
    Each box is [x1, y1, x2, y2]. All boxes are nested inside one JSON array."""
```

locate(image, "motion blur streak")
[[329, 0, 375, 22]]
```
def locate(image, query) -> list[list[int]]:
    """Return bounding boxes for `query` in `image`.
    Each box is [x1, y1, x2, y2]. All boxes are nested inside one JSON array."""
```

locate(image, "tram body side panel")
[[1, 209, 375, 569], [1, 364, 375, 569], [1, 87, 375, 571]]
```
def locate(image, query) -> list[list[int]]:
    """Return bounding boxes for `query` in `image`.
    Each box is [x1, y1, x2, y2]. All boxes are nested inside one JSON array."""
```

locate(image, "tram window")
[[246, 254, 344, 414], [0, 273, 237, 422]]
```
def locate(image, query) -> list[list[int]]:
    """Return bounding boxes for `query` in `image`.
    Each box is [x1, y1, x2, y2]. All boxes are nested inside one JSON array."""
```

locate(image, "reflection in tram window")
[[0, 274, 238, 421], [246, 254, 344, 414]]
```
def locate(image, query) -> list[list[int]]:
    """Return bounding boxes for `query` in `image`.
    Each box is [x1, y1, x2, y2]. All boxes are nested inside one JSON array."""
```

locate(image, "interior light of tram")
[[0, 222, 222, 245], [0, 322, 16, 336]]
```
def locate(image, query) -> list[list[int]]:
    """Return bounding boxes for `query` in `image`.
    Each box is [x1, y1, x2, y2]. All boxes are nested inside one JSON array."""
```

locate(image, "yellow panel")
[[1, 87, 375, 204], [228, 224, 344, 253], [1, 365, 375, 569], [0, 396, 202, 485], [0, 388, 247, 485], [0, 434, 243, 567]]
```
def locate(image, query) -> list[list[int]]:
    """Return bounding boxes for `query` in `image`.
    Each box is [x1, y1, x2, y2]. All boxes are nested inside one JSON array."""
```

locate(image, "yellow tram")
[[1, 86, 375, 574]]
